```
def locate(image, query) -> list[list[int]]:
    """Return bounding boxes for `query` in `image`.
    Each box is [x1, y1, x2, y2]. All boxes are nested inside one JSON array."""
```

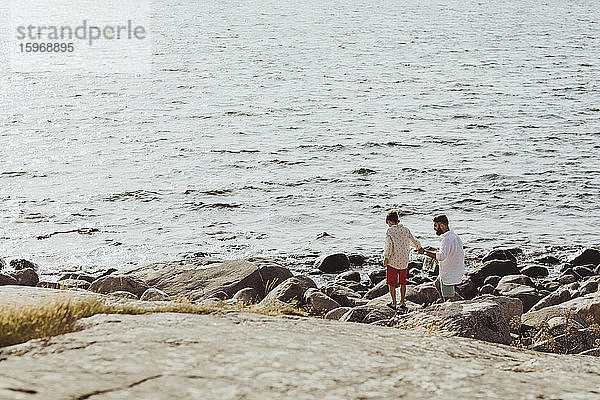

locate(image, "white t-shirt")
[[384, 224, 421, 270], [435, 230, 465, 285]]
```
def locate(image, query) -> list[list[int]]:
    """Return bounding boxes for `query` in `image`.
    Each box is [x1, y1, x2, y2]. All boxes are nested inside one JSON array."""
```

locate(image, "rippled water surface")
[[1, 0, 599, 275]]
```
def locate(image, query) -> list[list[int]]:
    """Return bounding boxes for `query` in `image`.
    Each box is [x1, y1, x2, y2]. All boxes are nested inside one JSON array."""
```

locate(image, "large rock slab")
[[468, 260, 520, 286], [495, 282, 542, 312], [124, 258, 293, 301], [522, 292, 600, 327], [394, 295, 523, 344], [2, 311, 600, 399]]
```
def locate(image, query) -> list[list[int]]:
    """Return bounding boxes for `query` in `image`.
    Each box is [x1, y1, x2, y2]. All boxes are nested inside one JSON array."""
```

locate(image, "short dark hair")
[[433, 214, 449, 226], [386, 210, 399, 224]]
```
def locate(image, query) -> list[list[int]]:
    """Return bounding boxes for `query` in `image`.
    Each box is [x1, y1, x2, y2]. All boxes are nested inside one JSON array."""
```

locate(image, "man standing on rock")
[[419, 215, 464, 302], [384, 210, 423, 311]]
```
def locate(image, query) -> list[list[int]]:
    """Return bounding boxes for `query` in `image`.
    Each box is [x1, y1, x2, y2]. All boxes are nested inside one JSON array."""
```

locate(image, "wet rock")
[[124, 258, 293, 301], [576, 280, 599, 297], [455, 279, 478, 300], [323, 284, 362, 307], [395, 295, 523, 344], [521, 266, 549, 278], [58, 273, 98, 284], [570, 248, 600, 267], [468, 260, 520, 286], [315, 253, 350, 274], [89, 275, 149, 297], [324, 307, 352, 320], [545, 281, 560, 291], [0, 273, 18, 286], [140, 288, 171, 302], [479, 284, 495, 295], [348, 254, 366, 266], [308, 269, 323, 275], [529, 289, 572, 312], [336, 270, 361, 283], [109, 291, 139, 299], [558, 274, 577, 285], [368, 269, 386, 285], [573, 265, 594, 278], [233, 288, 260, 304], [495, 282, 542, 312], [37, 281, 60, 289], [9, 259, 39, 272], [595, 265, 600, 275], [58, 279, 91, 290], [483, 275, 501, 287], [10, 268, 39, 286], [497, 275, 534, 287], [259, 275, 317, 307], [482, 249, 517, 263], [305, 291, 340, 314], [315, 232, 332, 239], [100, 268, 118, 277], [0, 258, 5, 270], [536, 255, 561, 265]]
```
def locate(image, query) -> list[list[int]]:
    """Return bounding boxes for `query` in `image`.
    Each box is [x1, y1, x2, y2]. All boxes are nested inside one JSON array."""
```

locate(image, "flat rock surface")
[[1, 311, 600, 399]]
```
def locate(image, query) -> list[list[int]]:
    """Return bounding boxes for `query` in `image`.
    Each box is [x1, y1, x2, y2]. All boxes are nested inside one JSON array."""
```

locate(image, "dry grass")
[[0, 296, 310, 349]]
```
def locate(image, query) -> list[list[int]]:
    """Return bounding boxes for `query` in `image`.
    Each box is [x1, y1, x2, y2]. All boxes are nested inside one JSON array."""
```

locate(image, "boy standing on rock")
[[384, 210, 423, 311], [419, 215, 464, 301]]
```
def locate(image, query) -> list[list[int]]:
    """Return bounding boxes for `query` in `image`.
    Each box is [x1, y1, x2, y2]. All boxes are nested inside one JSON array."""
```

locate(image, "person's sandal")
[[386, 302, 397, 310], [398, 304, 408, 312]]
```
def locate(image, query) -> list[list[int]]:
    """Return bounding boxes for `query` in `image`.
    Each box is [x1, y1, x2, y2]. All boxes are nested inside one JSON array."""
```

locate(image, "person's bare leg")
[[434, 279, 445, 302], [399, 284, 406, 306], [388, 284, 397, 307]]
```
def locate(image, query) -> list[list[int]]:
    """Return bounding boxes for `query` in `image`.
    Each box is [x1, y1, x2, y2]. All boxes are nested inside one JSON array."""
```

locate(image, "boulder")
[[0, 273, 18, 286], [573, 266, 594, 278], [36, 281, 60, 289], [521, 266, 549, 278], [335, 279, 368, 293], [522, 292, 600, 326], [322, 284, 361, 307], [58, 273, 98, 284], [233, 288, 260, 305], [497, 275, 534, 287], [140, 288, 171, 302], [595, 265, 600, 275], [495, 282, 542, 312], [368, 269, 386, 285], [89, 275, 149, 297], [315, 253, 350, 273], [336, 270, 361, 283], [558, 275, 577, 285], [305, 291, 340, 314], [570, 248, 600, 267], [9, 259, 39, 271], [259, 275, 317, 307], [324, 307, 352, 320], [529, 289, 572, 312], [395, 295, 522, 344], [479, 284, 494, 295], [58, 279, 91, 290], [406, 283, 440, 305], [483, 275, 501, 287], [124, 258, 293, 301], [468, 260, 520, 286], [456, 279, 478, 300], [364, 280, 388, 300], [482, 249, 517, 263], [340, 305, 395, 324], [577, 280, 599, 297], [10, 268, 39, 286], [348, 254, 366, 266], [536, 255, 561, 265], [347, 297, 370, 307]]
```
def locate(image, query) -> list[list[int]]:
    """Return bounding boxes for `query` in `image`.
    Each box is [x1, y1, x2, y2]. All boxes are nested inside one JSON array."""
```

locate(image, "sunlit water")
[[1, 0, 599, 278]]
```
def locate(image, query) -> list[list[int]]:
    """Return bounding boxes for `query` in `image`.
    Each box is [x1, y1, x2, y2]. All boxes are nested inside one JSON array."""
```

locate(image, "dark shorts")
[[386, 266, 407, 285]]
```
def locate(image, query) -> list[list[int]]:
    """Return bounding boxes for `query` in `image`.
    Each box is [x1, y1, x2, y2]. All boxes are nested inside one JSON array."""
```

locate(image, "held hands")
[[417, 247, 425, 255]]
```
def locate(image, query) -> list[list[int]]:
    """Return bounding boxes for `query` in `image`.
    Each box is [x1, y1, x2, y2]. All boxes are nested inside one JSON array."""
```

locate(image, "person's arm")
[[435, 236, 449, 262], [407, 230, 422, 250], [383, 234, 392, 266]]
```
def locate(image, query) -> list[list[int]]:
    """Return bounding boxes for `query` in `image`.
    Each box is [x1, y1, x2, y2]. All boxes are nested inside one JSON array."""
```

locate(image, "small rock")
[[308, 269, 323, 275], [573, 265, 594, 278], [520, 266, 549, 278], [483, 275, 501, 287], [495, 282, 542, 312], [369, 269, 386, 285], [36, 281, 60, 289], [497, 275, 534, 287], [324, 307, 352, 320], [323, 284, 362, 307], [545, 281, 560, 291], [570, 248, 600, 267], [314, 253, 350, 274], [315, 232, 332, 239], [0, 258, 5, 270], [529, 289, 572, 312], [482, 249, 517, 263], [576, 280, 599, 297], [336, 270, 361, 283], [199, 298, 223, 307], [58, 273, 97, 283], [89, 275, 149, 297], [558, 275, 577, 285], [348, 254, 366, 266], [340, 305, 394, 323], [259, 275, 317, 307], [100, 268, 118, 277], [406, 283, 440, 305], [10, 259, 39, 271], [468, 260, 520, 286], [456, 279, 478, 300], [232, 288, 259, 304], [109, 291, 138, 299], [10, 268, 39, 286], [58, 279, 91, 290], [0, 273, 18, 286], [364, 280, 389, 300], [347, 297, 370, 307], [536, 255, 561, 265], [140, 288, 171, 302], [479, 284, 495, 295], [305, 291, 340, 314]]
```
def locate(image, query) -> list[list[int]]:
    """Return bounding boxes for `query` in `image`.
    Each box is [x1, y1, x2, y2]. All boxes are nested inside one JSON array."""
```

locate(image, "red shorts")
[[386, 266, 407, 285]]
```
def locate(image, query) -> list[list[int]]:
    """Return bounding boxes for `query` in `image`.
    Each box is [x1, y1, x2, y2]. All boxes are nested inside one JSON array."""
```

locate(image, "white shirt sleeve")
[[384, 233, 393, 259], [436, 236, 449, 262]]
